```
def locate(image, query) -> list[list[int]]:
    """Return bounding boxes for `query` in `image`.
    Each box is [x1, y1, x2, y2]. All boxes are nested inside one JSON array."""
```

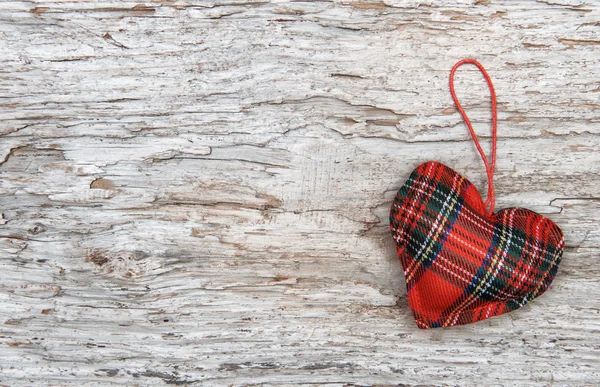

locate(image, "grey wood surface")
[[1, 1, 599, 386]]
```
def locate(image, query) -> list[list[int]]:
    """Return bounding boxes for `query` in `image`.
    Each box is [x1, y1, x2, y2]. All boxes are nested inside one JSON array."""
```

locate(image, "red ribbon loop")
[[449, 58, 498, 216]]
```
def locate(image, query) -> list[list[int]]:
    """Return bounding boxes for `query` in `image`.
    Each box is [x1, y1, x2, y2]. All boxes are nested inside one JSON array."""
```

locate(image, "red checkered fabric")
[[389, 161, 564, 329]]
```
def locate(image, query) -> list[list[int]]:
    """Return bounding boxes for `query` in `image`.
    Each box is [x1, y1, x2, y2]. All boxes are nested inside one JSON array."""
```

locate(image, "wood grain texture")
[[1, 0, 599, 385]]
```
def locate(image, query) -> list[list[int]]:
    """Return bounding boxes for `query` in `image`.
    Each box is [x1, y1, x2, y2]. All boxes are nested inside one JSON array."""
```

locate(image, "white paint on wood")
[[1, 0, 599, 385]]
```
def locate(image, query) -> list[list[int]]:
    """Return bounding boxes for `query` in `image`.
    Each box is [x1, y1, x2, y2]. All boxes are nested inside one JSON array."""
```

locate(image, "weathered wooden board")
[[1, 0, 599, 385]]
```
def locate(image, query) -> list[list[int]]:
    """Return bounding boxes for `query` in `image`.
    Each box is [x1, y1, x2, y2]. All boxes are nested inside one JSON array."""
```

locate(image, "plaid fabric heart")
[[390, 161, 564, 329], [389, 59, 564, 329]]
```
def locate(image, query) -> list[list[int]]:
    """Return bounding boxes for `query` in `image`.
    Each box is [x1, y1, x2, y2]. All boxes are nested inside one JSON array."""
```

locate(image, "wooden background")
[[1, 0, 599, 385]]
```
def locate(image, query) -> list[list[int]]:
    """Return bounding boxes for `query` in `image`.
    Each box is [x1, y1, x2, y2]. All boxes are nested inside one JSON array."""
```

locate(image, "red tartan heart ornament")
[[390, 161, 564, 329], [389, 59, 564, 329]]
